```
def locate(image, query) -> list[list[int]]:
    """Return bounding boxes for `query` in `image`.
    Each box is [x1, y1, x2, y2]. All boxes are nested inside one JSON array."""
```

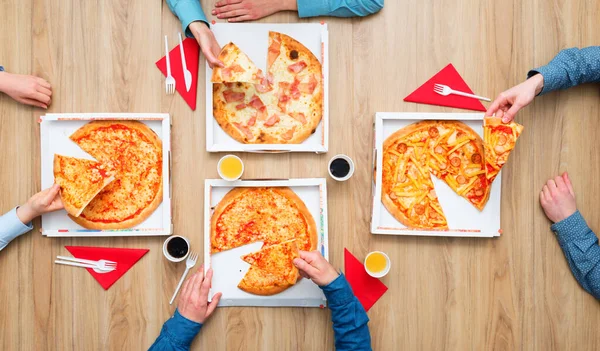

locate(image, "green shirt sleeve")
[[166, 0, 209, 38]]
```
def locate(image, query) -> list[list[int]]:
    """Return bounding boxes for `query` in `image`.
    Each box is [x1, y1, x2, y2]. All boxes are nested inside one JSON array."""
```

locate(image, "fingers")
[[20, 97, 47, 109], [191, 265, 205, 295], [199, 268, 213, 303], [228, 15, 254, 22], [298, 250, 320, 264], [179, 270, 194, 301], [201, 46, 224, 69], [215, 0, 242, 7], [485, 95, 505, 117], [36, 85, 52, 97], [542, 184, 551, 200], [36, 78, 51, 89], [217, 9, 248, 19], [293, 257, 319, 278], [502, 103, 521, 123], [546, 178, 557, 190], [41, 184, 61, 207], [539, 188, 547, 204], [32, 91, 51, 105], [563, 172, 575, 197], [205, 292, 222, 318]]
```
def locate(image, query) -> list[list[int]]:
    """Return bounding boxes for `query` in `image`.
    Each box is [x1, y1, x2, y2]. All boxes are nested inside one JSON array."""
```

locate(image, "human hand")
[[293, 250, 339, 287], [540, 172, 577, 223], [212, 0, 298, 22], [17, 184, 63, 224], [486, 74, 544, 123], [0, 72, 52, 109], [177, 266, 222, 324], [188, 22, 224, 69]]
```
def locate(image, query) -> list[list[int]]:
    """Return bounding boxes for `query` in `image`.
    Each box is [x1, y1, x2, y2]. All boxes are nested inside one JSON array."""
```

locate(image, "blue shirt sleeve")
[[527, 46, 600, 95], [297, 0, 383, 18], [0, 208, 33, 251], [551, 210, 600, 299], [321, 274, 372, 351], [149, 309, 203, 351], [166, 0, 209, 38]]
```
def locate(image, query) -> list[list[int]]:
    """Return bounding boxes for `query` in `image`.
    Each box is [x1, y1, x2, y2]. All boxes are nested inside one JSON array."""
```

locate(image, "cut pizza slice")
[[238, 266, 291, 296], [240, 239, 300, 285], [53, 154, 116, 217], [211, 42, 264, 85], [483, 117, 524, 182]]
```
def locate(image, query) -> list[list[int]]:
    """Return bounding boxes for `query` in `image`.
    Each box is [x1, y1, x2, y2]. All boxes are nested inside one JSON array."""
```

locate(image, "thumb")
[[502, 103, 521, 123], [293, 258, 319, 278]]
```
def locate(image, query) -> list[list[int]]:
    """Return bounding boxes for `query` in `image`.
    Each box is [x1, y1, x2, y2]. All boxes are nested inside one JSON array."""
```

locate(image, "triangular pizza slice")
[[211, 42, 264, 84], [241, 239, 300, 285], [53, 154, 116, 217], [483, 117, 524, 182]]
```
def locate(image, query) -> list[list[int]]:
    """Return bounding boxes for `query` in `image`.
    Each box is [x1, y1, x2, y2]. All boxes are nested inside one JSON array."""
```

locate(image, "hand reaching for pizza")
[[188, 22, 224, 69], [212, 0, 298, 22], [17, 184, 64, 224], [293, 250, 340, 287], [486, 74, 544, 123], [0, 71, 52, 109], [540, 172, 577, 223], [177, 266, 222, 324]]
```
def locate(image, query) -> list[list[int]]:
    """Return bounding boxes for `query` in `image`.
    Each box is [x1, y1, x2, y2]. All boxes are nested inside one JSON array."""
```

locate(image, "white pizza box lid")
[[205, 23, 329, 153], [39, 113, 172, 237], [371, 112, 502, 237], [203, 178, 329, 307]]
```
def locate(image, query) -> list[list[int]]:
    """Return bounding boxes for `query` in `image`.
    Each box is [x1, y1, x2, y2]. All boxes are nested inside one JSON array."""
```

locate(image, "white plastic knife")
[[179, 32, 192, 92]]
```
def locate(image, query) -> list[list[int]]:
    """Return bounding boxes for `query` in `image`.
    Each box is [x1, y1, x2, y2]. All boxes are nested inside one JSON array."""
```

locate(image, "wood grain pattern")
[[1, 0, 599, 350]]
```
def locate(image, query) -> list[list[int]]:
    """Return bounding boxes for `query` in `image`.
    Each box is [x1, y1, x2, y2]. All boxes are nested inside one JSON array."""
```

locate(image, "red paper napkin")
[[156, 37, 200, 110], [344, 248, 388, 312], [65, 246, 149, 290], [404, 63, 487, 112]]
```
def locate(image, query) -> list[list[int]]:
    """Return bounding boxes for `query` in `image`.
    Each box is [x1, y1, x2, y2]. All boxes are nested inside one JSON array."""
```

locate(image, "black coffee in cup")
[[167, 237, 189, 258], [330, 158, 350, 178]]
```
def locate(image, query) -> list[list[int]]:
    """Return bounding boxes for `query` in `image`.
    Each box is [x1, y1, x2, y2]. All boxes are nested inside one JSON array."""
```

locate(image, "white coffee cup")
[[364, 251, 391, 278], [328, 154, 355, 181], [163, 235, 190, 262]]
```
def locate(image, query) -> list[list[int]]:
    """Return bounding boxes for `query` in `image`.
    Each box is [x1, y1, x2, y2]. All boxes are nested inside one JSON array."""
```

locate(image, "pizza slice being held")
[[211, 42, 264, 85], [241, 239, 300, 285], [238, 266, 291, 296], [483, 117, 524, 182], [53, 154, 116, 217]]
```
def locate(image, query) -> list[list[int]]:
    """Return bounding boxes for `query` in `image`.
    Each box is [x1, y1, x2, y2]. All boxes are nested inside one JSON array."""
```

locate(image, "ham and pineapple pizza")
[[381, 121, 491, 229], [483, 117, 524, 182], [241, 239, 300, 285], [212, 31, 322, 144], [68, 121, 163, 229], [53, 154, 116, 217], [210, 187, 317, 295], [211, 42, 264, 84]]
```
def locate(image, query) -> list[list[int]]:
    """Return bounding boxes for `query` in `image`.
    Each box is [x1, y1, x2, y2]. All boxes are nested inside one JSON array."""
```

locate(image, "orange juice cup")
[[364, 251, 391, 278], [218, 155, 244, 181]]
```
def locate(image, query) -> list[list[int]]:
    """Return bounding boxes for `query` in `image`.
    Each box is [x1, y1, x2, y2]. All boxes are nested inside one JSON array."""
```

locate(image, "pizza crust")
[[237, 266, 291, 296]]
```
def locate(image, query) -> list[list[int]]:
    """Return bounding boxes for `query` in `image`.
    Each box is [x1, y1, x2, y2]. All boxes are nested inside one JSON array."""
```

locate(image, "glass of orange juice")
[[364, 251, 390, 278], [218, 155, 244, 181]]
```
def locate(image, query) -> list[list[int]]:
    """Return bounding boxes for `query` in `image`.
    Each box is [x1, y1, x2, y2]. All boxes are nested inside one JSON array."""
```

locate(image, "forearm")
[[149, 309, 202, 351], [297, 0, 383, 18], [321, 274, 372, 351], [0, 208, 33, 251], [551, 211, 600, 299], [528, 46, 600, 95], [166, 0, 209, 38]]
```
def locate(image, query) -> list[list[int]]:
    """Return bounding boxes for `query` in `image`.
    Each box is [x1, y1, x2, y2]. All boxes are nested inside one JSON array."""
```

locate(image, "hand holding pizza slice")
[[211, 42, 265, 85], [240, 239, 300, 285], [483, 116, 524, 182]]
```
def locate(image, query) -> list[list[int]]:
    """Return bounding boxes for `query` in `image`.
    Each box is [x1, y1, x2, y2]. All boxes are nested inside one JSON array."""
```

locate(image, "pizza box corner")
[[370, 112, 502, 238], [205, 23, 329, 154], [203, 178, 329, 307], [39, 113, 172, 237]]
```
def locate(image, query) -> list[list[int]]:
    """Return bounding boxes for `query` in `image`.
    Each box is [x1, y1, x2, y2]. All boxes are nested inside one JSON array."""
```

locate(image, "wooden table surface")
[[1, 0, 599, 350]]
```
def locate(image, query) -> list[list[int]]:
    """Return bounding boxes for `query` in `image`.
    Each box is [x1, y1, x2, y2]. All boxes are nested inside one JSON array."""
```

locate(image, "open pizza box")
[[40, 113, 172, 237], [205, 23, 329, 153], [204, 178, 329, 307], [371, 112, 502, 237]]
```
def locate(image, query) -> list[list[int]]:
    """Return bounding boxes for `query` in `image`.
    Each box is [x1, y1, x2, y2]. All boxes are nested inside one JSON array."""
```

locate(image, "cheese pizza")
[[212, 31, 323, 144], [382, 120, 491, 229], [483, 117, 524, 182], [53, 154, 116, 217], [67, 121, 163, 229], [241, 239, 300, 285], [211, 187, 317, 295]]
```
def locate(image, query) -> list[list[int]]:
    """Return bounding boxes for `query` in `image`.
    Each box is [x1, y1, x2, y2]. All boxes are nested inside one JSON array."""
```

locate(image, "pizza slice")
[[240, 239, 300, 285], [483, 117, 524, 182], [238, 266, 291, 296], [53, 154, 116, 217], [211, 42, 264, 85]]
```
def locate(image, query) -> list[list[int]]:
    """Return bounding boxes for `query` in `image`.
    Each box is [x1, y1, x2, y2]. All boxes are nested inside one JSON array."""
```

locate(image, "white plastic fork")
[[56, 256, 117, 271], [54, 260, 116, 273], [170, 251, 198, 305], [433, 83, 490, 101], [164, 35, 176, 95]]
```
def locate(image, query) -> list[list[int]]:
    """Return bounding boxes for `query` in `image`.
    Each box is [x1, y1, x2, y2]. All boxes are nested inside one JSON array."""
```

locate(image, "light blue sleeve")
[[0, 208, 33, 251], [551, 211, 600, 299], [166, 0, 209, 38], [527, 46, 600, 95], [148, 309, 203, 351], [320, 274, 372, 351], [297, 0, 383, 18]]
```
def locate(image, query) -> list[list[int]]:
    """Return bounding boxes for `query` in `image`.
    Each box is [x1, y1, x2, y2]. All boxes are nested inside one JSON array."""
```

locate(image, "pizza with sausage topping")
[[483, 117, 524, 182], [381, 120, 491, 229], [213, 31, 322, 144]]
